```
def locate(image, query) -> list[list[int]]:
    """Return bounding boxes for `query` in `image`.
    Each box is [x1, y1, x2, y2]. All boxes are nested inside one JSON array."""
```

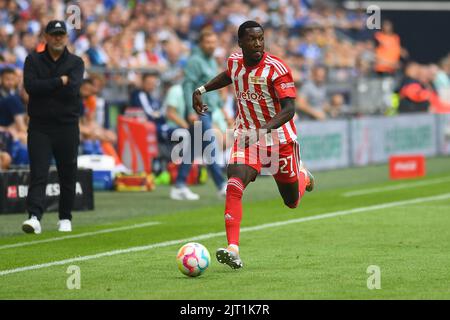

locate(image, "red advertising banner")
[[389, 155, 426, 180]]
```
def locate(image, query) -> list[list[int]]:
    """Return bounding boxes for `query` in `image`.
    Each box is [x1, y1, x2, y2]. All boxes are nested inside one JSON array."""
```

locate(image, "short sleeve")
[[273, 72, 297, 99], [164, 86, 180, 108], [226, 56, 233, 77]]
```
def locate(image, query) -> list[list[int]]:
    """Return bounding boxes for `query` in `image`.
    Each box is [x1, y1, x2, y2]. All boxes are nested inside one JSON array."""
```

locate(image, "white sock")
[[228, 244, 239, 253]]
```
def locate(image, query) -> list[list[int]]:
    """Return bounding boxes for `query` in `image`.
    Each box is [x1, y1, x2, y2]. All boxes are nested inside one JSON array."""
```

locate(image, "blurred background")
[[0, 0, 449, 187]]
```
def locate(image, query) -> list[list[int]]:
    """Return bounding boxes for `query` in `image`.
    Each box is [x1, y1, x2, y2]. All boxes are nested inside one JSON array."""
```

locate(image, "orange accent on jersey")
[[374, 32, 401, 73]]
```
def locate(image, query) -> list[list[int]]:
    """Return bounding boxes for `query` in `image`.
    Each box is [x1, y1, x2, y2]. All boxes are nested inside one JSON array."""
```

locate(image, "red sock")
[[298, 171, 306, 198], [224, 177, 245, 246]]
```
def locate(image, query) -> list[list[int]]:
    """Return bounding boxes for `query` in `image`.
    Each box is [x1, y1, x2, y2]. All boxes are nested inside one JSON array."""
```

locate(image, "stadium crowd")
[[1, 0, 450, 171]]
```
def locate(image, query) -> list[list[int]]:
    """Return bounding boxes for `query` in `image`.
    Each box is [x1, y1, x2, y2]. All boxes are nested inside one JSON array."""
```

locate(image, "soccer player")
[[191, 21, 315, 269]]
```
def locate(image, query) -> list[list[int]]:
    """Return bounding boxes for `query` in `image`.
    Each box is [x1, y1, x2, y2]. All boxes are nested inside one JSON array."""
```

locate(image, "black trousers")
[[26, 124, 80, 221]]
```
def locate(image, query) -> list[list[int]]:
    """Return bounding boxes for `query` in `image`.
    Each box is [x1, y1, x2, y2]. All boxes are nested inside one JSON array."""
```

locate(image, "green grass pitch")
[[0, 157, 450, 299]]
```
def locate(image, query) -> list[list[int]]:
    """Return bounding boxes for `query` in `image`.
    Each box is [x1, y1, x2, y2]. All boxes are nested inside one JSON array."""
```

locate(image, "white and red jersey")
[[227, 52, 297, 145]]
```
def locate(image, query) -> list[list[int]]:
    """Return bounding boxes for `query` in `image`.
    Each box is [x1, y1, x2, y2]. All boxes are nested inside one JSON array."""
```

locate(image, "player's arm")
[[192, 71, 232, 115], [242, 97, 295, 148], [61, 58, 85, 96], [23, 55, 64, 95], [166, 106, 189, 129], [261, 97, 296, 132], [203, 71, 233, 92], [261, 69, 297, 132], [13, 114, 27, 133]]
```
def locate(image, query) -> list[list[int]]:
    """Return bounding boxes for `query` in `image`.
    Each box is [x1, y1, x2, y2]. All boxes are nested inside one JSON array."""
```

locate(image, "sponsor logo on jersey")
[[236, 90, 264, 102], [280, 82, 295, 90]]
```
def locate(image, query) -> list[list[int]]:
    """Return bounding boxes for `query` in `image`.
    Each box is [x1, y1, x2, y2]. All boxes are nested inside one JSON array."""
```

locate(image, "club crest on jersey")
[[231, 151, 245, 158], [236, 90, 264, 101], [249, 76, 266, 85]]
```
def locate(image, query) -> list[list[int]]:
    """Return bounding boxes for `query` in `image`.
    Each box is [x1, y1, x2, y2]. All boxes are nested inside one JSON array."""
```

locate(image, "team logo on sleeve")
[[280, 82, 295, 90]]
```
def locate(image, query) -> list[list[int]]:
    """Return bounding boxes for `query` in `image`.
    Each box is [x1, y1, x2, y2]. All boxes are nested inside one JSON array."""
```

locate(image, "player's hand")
[[61, 75, 69, 86], [187, 113, 198, 125], [192, 90, 208, 115]]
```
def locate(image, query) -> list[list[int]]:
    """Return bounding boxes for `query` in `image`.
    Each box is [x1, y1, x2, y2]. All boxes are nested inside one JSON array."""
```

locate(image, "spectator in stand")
[[0, 67, 20, 96], [134, 34, 166, 72], [0, 131, 12, 169], [297, 30, 322, 67], [79, 78, 123, 167], [354, 40, 376, 77], [297, 65, 328, 120], [89, 73, 110, 130], [86, 34, 109, 67], [323, 93, 351, 119], [170, 27, 226, 201], [4, 33, 28, 68], [164, 82, 189, 131], [162, 81, 192, 181], [431, 58, 450, 102], [427, 64, 450, 113], [20, 33, 38, 56], [373, 20, 402, 76], [79, 79, 103, 155], [160, 38, 188, 86], [398, 63, 430, 113], [130, 72, 172, 141], [0, 67, 28, 165], [131, 72, 173, 175]]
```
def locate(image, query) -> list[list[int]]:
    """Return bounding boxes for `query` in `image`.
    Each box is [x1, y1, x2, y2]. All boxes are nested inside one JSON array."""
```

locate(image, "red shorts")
[[229, 139, 301, 184]]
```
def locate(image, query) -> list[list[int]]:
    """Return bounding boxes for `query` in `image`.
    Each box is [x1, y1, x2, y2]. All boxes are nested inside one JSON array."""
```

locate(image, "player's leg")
[[23, 129, 52, 234], [52, 125, 80, 231], [224, 163, 258, 244], [216, 163, 258, 269], [273, 141, 314, 209], [275, 180, 301, 208], [201, 112, 226, 194]]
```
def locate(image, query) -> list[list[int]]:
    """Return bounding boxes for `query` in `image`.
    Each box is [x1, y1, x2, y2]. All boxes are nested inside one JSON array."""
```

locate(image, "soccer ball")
[[176, 242, 211, 277]]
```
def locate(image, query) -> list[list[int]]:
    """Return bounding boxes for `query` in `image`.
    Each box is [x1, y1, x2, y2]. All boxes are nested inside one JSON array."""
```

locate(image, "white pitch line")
[[0, 221, 161, 251], [1, 193, 450, 277], [342, 177, 450, 197]]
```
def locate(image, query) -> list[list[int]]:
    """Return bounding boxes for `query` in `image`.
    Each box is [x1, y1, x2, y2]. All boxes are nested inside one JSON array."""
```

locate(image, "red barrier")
[[389, 155, 426, 180], [117, 116, 159, 173]]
